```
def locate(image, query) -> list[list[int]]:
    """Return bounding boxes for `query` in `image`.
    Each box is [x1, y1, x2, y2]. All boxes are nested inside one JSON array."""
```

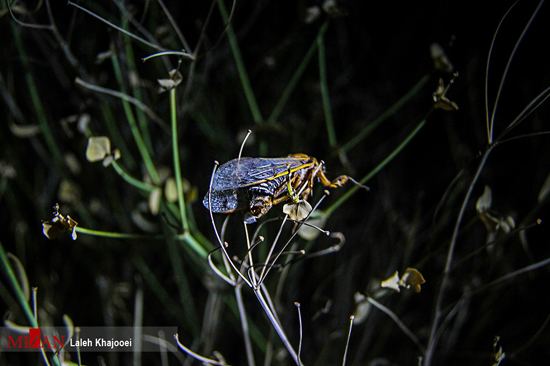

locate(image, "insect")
[[203, 153, 367, 223]]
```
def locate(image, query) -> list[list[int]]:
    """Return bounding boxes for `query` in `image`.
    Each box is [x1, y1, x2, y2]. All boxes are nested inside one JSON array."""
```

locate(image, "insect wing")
[[203, 158, 263, 213], [203, 156, 312, 213], [212, 157, 311, 190], [203, 187, 250, 213]]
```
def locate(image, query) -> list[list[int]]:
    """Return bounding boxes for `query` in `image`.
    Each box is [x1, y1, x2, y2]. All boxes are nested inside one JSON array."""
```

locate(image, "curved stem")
[[424, 145, 493, 366], [487, 0, 543, 143]]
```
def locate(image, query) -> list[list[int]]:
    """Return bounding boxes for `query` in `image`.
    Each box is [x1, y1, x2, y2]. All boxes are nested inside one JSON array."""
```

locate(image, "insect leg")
[[331, 175, 370, 191], [315, 165, 370, 191], [285, 164, 300, 203]]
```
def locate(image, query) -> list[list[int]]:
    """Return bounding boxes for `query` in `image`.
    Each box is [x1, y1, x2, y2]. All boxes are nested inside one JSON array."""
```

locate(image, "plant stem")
[[267, 21, 329, 125], [339, 74, 430, 155], [424, 145, 493, 366], [110, 51, 161, 184], [326, 119, 426, 216], [170, 88, 189, 232], [0, 240, 37, 328], [217, 0, 263, 125], [317, 27, 337, 148]]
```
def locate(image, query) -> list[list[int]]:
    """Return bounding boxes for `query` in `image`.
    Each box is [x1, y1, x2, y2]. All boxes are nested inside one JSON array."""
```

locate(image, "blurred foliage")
[[2, 0, 550, 365]]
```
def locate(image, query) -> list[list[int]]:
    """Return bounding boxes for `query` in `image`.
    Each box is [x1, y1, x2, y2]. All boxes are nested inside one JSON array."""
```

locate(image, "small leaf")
[[297, 213, 327, 240], [157, 69, 183, 92], [164, 178, 178, 202], [58, 179, 80, 205], [42, 204, 78, 240], [62, 314, 75, 347], [304, 6, 321, 24], [77, 113, 91, 133], [70, 219, 78, 240], [492, 336, 506, 366], [95, 50, 113, 64], [433, 74, 459, 111], [322, 0, 347, 17], [157, 78, 178, 90], [132, 205, 158, 233], [493, 347, 505, 366], [42, 220, 62, 240], [148, 187, 162, 215], [398, 268, 426, 293], [430, 43, 454, 73], [9, 122, 40, 138], [181, 178, 198, 203], [353, 292, 371, 324], [64, 153, 81, 175], [0, 161, 17, 178], [86, 136, 111, 162], [381, 271, 401, 292], [283, 200, 312, 221], [476, 185, 493, 213], [479, 212, 500, 232], [102, 155, 114, 167], [382, 268, 426, 293]]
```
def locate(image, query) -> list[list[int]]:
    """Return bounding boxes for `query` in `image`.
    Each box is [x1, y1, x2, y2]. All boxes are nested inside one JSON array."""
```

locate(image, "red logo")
[[7, 328, 65, 350]]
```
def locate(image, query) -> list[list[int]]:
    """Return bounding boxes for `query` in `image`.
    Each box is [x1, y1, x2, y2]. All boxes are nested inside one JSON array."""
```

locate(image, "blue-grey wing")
[[203, 156, 311, 213], [202, 187, 250, 213], [211, 157, 310, 190]]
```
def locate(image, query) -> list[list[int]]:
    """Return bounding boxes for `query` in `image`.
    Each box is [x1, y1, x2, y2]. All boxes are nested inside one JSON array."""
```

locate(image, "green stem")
[[424, 145, 493, 366], [167, 239, 200, 335], [75, 227, 181, 240], [182, 231, 209, 259], [317, 28, 338, 148], [122, 17, 154, 154], [0, 240, 37, 328], [325, 119, 426, 216], [217, 0, 263, 124], [12, 21, 65, 174], [267, 21, 329, 125], [111, 160, 155, 193], [339, 74, 431, 155], [170, 88, 189, 232], [110, 51, 160, 184], [100, 104, 137, 170]]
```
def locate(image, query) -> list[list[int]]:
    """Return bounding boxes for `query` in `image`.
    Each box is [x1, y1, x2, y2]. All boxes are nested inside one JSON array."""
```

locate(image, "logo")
[[0, 326, 177, 353], [6, 328, 64, 351]]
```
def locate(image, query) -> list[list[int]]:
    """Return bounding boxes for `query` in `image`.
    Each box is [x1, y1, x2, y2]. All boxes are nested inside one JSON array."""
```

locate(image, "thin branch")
[[75, 77, 168, 130], [367, 297, 426, 355]]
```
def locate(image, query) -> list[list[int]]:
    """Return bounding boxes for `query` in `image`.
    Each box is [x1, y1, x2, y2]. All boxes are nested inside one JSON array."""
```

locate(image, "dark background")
[[2, 0, 550, 365]]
